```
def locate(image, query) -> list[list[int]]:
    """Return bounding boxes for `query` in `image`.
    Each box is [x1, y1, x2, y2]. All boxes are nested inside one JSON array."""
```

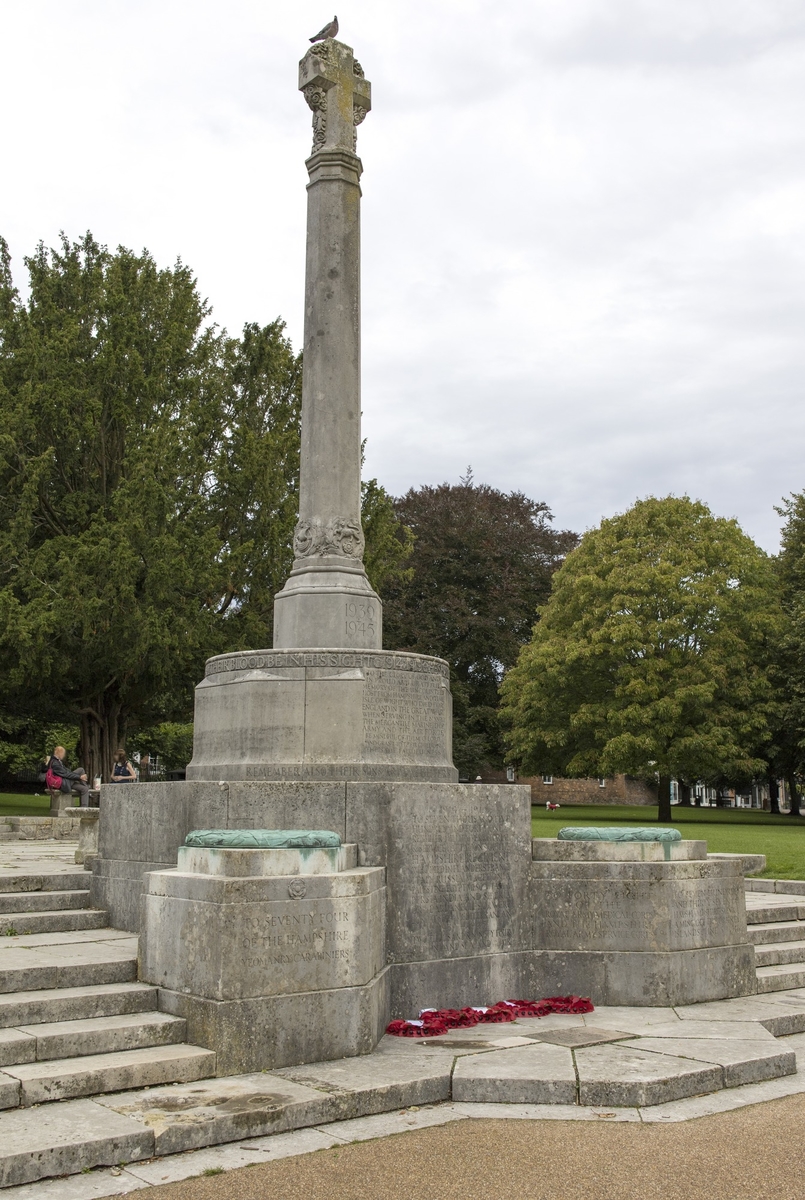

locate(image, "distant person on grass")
[[46, 746, 90, 807], [111, 750, 137, 784]]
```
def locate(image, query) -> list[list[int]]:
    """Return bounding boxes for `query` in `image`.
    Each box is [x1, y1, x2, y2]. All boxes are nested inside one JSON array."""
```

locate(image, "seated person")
[[47, 746, 90, 807], [111, 749, 137, 784]]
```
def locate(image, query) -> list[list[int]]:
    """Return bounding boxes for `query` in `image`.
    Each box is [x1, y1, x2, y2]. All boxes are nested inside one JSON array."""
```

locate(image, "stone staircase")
[[0, 867, 216, 1111], [746, 891, 805, 992]]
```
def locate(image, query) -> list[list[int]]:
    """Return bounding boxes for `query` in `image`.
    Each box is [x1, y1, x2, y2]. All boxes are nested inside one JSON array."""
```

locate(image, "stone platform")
[[5, 991, 805, 1190]]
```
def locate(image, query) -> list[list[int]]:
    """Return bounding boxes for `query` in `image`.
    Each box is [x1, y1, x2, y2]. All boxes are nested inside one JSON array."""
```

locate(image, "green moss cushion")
[[557, 826, 682, 843], [184, 829, 342, 849]]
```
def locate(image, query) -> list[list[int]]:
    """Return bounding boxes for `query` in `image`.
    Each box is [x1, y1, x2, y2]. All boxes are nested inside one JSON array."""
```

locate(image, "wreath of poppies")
[[386, 995, 594, 1037]]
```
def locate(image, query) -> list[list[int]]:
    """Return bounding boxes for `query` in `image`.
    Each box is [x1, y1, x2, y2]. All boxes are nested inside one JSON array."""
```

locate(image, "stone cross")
[[299, 39, 371, 155], [273, 40, 382, 650]]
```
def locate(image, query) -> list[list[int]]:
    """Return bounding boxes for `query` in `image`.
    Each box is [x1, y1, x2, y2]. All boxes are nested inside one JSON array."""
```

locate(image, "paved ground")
[[118, 1093, 805, 1200]]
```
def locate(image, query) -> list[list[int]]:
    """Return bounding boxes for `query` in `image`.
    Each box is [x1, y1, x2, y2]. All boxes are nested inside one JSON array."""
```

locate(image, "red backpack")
[[45, 766, 64, 791]]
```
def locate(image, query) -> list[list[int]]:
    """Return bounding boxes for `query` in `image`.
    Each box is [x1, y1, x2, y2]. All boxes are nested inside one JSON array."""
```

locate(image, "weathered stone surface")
[[529, 945, 757, 1006], [0, 1071, 21, 1109], [17, 1012, 186, 1062], [0, 983, 157, 1030], [275, 1051, 453, 1114], [532, 859, 749, 953], [74, 815, 99, 866], [619, 1037, 796, 1087], [90, 781, 351, 930], [100, 1072, 351, 1157], [176, 843, 356, 878], [575, 1044, 722, 1107], [0, 1099, 153, 1187], [452, 1043, 576, 1104], [0, 1029, 35, 1067], [347, 783, 532, 979], [140, 867, 385, 1000], [532, 838, 706, 862], [5, 1044, 215, 1106], [186, 651, 458, 783], [158, 971, 389, 1075]]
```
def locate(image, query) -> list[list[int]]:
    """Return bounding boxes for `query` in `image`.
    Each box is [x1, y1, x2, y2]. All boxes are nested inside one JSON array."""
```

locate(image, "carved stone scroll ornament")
[[294, 515, 366, 560], [303, 84, 328, 154], [353, 103, 368, 151]]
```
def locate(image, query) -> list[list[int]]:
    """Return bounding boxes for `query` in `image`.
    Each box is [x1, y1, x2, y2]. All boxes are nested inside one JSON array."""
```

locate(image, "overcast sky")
[[3, 0, 804, 550]]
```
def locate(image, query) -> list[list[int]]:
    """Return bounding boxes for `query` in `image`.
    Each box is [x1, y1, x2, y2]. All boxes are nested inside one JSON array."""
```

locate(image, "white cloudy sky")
[[3, 0, 804, 550]]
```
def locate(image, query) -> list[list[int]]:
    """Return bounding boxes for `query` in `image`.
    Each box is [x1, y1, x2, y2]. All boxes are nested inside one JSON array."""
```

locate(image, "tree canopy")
[[382, 474, 577, 776], [500, 496, 779, 819], [0, 232, 409, 782]]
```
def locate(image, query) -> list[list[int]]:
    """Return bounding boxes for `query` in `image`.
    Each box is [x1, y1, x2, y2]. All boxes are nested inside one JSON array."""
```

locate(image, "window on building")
[[542, 776, 553, 785]]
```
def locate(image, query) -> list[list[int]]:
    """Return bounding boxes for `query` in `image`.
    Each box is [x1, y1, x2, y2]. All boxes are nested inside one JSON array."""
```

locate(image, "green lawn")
[[0, 792, 64, 817], [532, 803, 805, 880]]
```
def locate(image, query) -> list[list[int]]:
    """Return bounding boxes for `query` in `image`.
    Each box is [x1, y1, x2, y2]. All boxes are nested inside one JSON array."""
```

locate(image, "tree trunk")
[[657, 774, 673, 823], [79, 697, 121, 785], [768, 776, 781, 816], [678, 781, 692, 806], [786, 772, 801, 817]]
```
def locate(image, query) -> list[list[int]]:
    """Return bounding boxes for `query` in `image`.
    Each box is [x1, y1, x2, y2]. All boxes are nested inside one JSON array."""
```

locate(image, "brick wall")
[[477, 770, 656, 806]]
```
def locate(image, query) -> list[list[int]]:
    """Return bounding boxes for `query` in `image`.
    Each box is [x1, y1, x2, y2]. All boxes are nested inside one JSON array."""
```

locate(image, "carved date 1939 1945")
[[346, 601, 375, 638]]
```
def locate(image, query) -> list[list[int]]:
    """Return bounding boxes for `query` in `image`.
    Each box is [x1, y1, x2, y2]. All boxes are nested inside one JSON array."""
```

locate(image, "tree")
[[0, 233, 416, 783], [771, 492, 805, 815], [382, 474, 577, 776], [500, 496, 779, 821]]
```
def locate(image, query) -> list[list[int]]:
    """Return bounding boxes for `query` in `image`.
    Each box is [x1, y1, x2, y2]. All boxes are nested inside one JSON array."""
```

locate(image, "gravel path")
[[141, 1092, 805, 1200]]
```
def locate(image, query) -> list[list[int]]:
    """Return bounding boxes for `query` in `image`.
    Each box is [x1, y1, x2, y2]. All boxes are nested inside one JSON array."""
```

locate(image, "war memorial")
[[2, 33, 805, 1191]]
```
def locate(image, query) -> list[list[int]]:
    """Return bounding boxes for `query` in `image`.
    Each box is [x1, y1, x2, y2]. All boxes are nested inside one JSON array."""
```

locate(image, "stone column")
[[273, 38, 382, 650]]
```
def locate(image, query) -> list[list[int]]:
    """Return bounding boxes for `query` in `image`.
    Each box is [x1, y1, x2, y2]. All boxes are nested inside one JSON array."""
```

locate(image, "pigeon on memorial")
[[310, 16, 338, 42]]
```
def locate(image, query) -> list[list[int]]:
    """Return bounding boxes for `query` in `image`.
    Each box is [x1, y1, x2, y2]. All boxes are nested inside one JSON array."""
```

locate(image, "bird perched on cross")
[[310, 16, 338, 43]]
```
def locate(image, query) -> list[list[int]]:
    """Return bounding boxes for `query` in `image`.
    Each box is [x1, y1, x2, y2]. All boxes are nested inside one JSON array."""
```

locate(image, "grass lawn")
[[532, 803, 805, 880], [0, 792, 63, 818]]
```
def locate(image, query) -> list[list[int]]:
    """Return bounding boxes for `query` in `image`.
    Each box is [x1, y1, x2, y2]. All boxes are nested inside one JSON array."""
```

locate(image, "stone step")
[[0, 1012, 188, 1066], [0, 944, 137, 994], [0, 1019, 166, 1071], [753, 940, 805, 967], [756, 962, 805, 992], [0, 1098, 155, 1188], [0, 834, 22, 843], [746, 901, 805, 924], [2, 1043, 216, 1107], [747, 920, 805, 945], [0, 981, 158, 1029], [0, 909, 107, 936], [0, 873, 92, 895], [0, 889, 90, 915]]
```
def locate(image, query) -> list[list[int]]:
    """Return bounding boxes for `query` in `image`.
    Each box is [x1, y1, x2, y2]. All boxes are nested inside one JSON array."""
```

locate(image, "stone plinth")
[[532, 837, 707, 863], [529, 841, 757, 1006], [140, 842, 387, 1074], [186, 649, 458, 784]]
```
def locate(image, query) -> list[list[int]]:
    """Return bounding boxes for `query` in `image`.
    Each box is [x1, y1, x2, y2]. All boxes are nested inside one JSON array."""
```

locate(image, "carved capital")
[[294, 515, 366, 561]]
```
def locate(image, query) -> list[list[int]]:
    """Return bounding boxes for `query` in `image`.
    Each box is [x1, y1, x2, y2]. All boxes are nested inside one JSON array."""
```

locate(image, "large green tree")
[[770, 491, 805, 815], [0, 233, 414, 782], [382, 474, 577, 776], [501, 496, 779, 820]]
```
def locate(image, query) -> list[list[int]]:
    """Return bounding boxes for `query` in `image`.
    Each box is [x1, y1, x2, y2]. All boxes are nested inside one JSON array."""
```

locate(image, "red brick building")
[[478, 770, 656, 806]]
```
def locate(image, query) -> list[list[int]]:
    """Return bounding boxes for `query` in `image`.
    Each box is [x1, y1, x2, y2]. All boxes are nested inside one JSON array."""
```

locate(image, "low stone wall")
[[6, 813, 98, 841], [746, 878, 805, 895]]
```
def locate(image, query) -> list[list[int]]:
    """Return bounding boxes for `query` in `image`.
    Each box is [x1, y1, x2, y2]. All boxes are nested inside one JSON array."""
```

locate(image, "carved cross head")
[[299, 39, 371, 156]]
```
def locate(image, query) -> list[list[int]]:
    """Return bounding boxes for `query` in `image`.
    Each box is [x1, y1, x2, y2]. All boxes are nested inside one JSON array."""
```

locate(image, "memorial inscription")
[[362, 671, 446, 760]]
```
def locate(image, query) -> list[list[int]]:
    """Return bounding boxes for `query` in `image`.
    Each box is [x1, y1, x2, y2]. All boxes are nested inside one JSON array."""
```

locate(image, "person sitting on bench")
[[47, 746, 91, 808]]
